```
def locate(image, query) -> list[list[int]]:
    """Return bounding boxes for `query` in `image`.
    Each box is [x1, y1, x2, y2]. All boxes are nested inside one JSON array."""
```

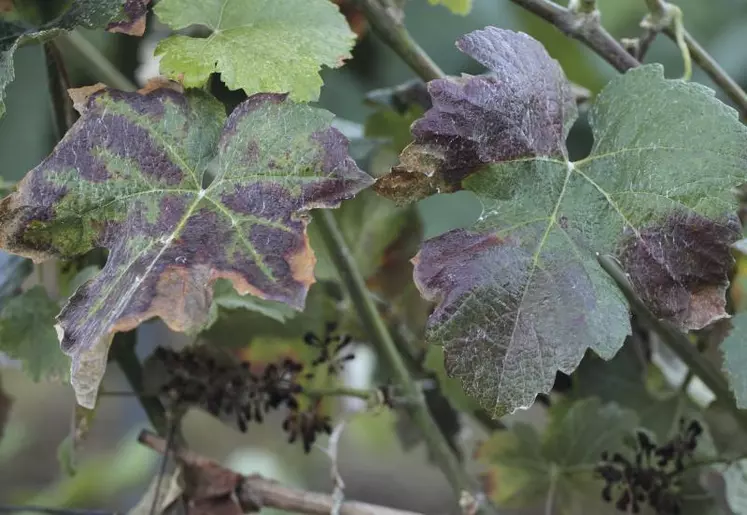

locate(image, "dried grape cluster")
[[596, 419, 703, 515], [153, 323, 355, 453]]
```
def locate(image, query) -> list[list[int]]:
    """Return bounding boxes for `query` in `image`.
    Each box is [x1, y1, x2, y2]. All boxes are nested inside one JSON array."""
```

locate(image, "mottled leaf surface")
[[382, 27, 747, 415], [722, 313, 747, 409], [427, 0, 472, 15], [154, 0, 355, 102], [0, 84, 372, 407], [477, 398, 637, 509], [0, 285, 69, 381], [0, 0, 147, 117]]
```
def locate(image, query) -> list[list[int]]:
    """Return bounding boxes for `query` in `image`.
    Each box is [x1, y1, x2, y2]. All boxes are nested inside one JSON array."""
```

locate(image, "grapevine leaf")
[[206, 279, 297, 329], [572, 344, 686, 440], [0, 251, 30, 301], [378, 27, 747, 415], [720, 461, 747, 515], [0, 0, 148, 117], [0, 83, 372, 407], [427, 0, 473, 15], [722, 313, 747, 409], [477, 398, 637, 509], [154, 0, 355, 102], [0, 285, 69, 381]]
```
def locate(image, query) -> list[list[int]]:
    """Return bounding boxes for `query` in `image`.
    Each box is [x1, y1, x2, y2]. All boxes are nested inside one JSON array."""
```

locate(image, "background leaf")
[[154, 0, 355, 101], [0, 285, 68, 382], [477, 398, 638, 511], [379, 27, 747, 416], [722, 312, 747, 409], [0, 84, 372, 407]]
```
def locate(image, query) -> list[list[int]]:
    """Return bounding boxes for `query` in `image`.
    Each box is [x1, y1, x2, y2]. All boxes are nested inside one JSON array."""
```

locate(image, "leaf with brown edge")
[[0, 0, 148, 117], [0, 82, 372, 408], [384, 27, 747, 416], [106, 0, 150, 36]]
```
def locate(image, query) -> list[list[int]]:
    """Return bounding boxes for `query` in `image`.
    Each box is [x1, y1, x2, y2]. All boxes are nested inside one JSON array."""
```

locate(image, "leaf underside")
[[0, 0, 148, 117], [376, 27, 747, 416], [154, 0, 355, 102], [0, 82, 372, 407]]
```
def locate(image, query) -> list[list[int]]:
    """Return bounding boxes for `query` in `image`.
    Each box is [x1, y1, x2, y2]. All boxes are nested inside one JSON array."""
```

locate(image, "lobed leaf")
[[377, 27, 747, 416], [0, 285, 69, 381], [477, 398, 638, 510], [572, 343, 688, 440], [0, 82, 372, 407], [0, 0, 148, 117], [154, 0, 355, 102]]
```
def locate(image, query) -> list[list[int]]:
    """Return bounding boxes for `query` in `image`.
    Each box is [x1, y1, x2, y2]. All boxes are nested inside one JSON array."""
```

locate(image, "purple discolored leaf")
[[0, 81, 372, 407], [374, 27, 577, 204], [383, 27, 747, 415], [106, 0, 150, 36]]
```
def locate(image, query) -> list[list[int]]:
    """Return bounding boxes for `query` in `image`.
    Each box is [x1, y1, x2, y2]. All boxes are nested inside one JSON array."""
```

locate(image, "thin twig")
[[0, 508, 114, 515], [506, 0, 639, 72], [668, 28, 747, 116], [138, 429, 424, 515], [642, 0, 747, 114], [314, 210, 493, 514], [598, 255, 747, 434]]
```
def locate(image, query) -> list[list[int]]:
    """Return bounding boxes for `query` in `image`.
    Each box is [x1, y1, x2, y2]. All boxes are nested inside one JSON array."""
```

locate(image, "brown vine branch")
[[507, 0, 639, 72], [138, 429, 425, 515]]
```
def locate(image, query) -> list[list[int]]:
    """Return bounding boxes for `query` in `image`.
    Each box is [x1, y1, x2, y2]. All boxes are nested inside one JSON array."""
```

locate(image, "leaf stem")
[[57, 31, 135, 91], [353, 0, 444, 82], [109, 332, 169, 436], [597, 255, 747, 434], [314, 210, 493, 513]]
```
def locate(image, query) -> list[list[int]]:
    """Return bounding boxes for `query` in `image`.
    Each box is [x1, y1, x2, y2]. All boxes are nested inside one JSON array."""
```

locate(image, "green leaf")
[[0, 84, 372, 407], [206, 278, 297, 329], [477, 398, 638, 510], [377, 27, 746, 415], [427, 0, 472, 15], [0, 0, 148, 118], [572, 343, 687, 440], [154, 0, 355, 102], [364, 106, 424, 157], [0, 251, 30, 301], [0, 285, 69, 381], [722, 312, 747, 409]]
